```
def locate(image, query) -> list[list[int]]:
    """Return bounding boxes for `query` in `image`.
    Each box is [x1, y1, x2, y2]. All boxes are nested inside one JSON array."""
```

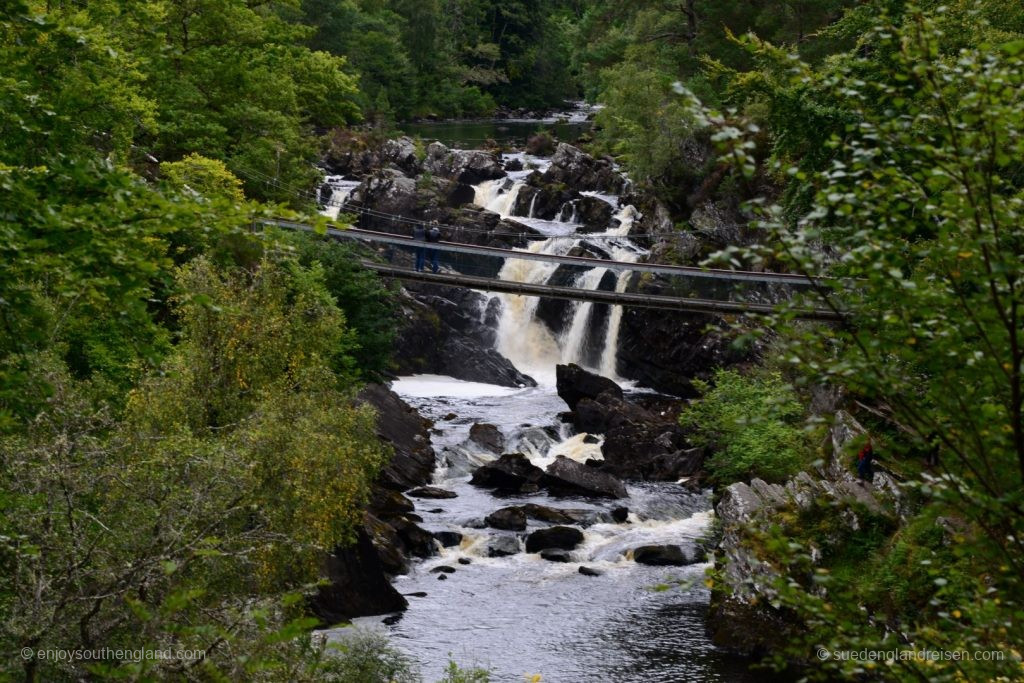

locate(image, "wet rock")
[[633, 545, 696, 566], [394, 294, 536, 388], [543, 455, 628, 499], [611, 507, 630, 523], [433, 531, 463, 548], [579, 566, 604, 577], [404, 591, 428, 598], [520, 503, 607, 527], [485, 506, 528, 531], [311, 529, 408, 624], [424, 142, 505, 185], [368, 488, 415, 517], [392, 517, 438, 560], [406, 513, 423, 523], [583, 434, 600, 444], [486, 535, 521, 557], [573, 195, 614, 233], [542, 143, 625, 194], [364, 513, 410, 575], [443, 412, 458, 421], [429, 565, 456, 574], [525, 525, 585, 553], [383, 614, 403, 626], [437, 574, 448, 581], [357, 384, 435, 491], [470, 453, 545, 494], [469, 423, 505, 454], [618, 298, 753, 398], [555, 363, 623, 411], [380, 136, 423, 177], [504, 157, 524, 172], [406, 486, 458, 499], [540, 549, 573, 563], [457, 557, 472, 565]]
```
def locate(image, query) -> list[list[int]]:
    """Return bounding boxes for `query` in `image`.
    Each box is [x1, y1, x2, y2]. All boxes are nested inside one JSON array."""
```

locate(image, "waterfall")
[[491, 240, 564, 381], [320, 176, 360, 220], [470, 166, 645, 384], [559, 267, 609, 365], [474, 178, 524, 218]]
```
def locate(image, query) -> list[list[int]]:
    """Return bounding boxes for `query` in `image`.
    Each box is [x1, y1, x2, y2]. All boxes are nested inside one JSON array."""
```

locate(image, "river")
[[325, 106, 763, 681]]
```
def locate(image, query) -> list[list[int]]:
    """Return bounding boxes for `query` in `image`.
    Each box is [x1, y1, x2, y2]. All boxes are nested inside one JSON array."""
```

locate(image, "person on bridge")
[[427, 220, 442, 273], [412, 222, 427, 272]]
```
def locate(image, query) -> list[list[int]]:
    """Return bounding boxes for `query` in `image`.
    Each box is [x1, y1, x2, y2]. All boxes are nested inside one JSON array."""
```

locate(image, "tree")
[[707, 9, 1024, 679]]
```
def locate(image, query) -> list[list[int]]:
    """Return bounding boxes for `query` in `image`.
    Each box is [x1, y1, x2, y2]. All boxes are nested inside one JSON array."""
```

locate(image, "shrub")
[[680, 368, 814, 484]]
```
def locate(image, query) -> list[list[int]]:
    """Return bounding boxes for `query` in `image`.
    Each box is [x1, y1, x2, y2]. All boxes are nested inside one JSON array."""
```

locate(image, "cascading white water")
[[527, 192, 538, 218], [474, 183, 645, 382], [473, 178, 524, 217], [559, 267, 609, 365], [320, 176, 360, 220]]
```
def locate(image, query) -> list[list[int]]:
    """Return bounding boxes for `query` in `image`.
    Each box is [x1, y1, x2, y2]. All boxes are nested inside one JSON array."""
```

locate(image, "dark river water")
[[399, 105, 594, 148], [329, 377, 768, 683]]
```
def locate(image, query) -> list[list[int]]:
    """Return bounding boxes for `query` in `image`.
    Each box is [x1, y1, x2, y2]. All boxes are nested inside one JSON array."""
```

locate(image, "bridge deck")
[[362, 262, 842, 321], [261, 218, 820, 286]]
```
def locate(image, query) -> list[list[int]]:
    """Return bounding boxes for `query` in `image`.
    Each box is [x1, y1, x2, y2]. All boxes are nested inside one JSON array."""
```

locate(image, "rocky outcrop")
[[555, 363, 623, 411], [424, 142, 505, 185], [543, 455, 627, 499], [708, 411, 901, 655], [393, 292, 536, 388], [312, 384, 438, 623], [358, 384, 436, 491], [542, 144, 625, 194], [617, 296, 754, 397], [312, 529, 408, 624]]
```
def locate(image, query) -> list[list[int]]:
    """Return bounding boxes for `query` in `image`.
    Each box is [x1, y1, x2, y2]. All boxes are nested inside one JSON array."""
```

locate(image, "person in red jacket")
[[856, 437, 876, 483]]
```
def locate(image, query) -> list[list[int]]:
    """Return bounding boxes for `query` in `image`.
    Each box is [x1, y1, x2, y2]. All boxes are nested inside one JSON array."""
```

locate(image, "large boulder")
[[424, 142, 505, 185], [633, 544, 698, 566], [555, 363, 623, 412], [470, 453, 545, 494], [311, 529, 408, 624], [357, 384, 435, 491], [380, 136, 423, 177], [542, 144, 625, 194], [573, 195, 614, 233], [525, 526, 584, 553], [485, 506, 528, 531], [468, 423, 505, 454], [543, 455, 628, 499], [393, 293, 536, 388]]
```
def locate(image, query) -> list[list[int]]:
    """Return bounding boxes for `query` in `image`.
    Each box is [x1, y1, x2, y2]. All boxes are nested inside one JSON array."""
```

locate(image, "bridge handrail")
[[259, 217, 828, 287], [360, 262, 844, 321]]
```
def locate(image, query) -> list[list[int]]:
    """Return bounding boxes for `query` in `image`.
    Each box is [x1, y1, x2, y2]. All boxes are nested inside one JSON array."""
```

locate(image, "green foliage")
[[700, 7, 1024, 679], [1, 256, 387, 680], [437, 659, 492, 683], [681, 369, 815, 484], [321, 629, 419, 682], [162, 153, 246, 203], [287, 233, 399, 381]]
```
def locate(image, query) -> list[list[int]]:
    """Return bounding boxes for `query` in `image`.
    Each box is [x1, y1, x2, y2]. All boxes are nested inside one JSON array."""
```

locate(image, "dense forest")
[[2, 0, 1023, 680]]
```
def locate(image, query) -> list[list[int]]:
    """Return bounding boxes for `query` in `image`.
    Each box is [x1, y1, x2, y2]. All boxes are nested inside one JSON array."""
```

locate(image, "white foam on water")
[[391, 375, 529, 398]]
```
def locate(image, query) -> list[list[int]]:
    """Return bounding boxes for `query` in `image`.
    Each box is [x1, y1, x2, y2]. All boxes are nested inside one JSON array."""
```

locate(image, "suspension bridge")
[[258, 218, 844, 321]]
